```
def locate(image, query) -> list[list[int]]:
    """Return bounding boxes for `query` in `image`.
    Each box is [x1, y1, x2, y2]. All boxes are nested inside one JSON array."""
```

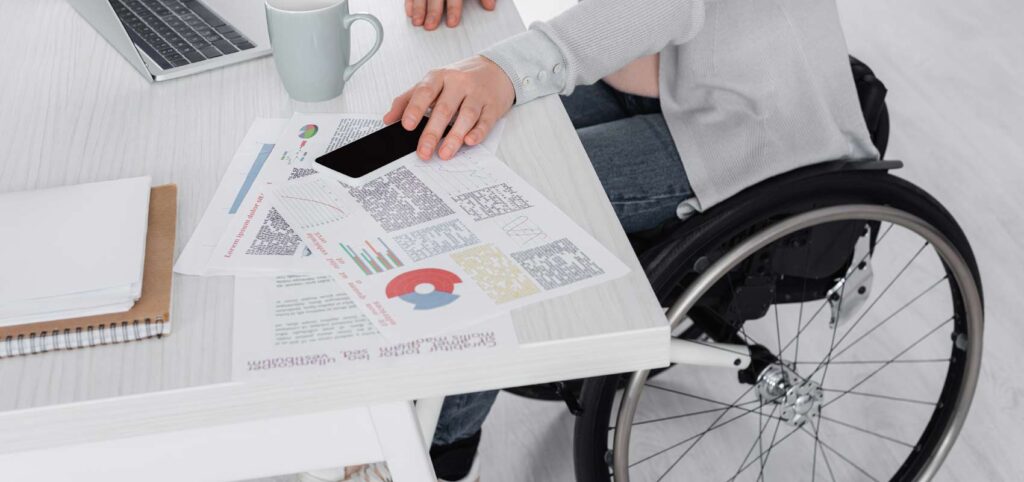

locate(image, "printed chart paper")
[[185, 115, 507, 276], [232, 274, 517, 380], [174, 119, 287, 275], [271, 127, 631, 340], [209, 115, 384, 274]]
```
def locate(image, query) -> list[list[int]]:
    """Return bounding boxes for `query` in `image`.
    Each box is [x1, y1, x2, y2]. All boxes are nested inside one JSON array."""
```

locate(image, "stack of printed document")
[[176, 114, 629, 347], [0, 177, 151, 326]]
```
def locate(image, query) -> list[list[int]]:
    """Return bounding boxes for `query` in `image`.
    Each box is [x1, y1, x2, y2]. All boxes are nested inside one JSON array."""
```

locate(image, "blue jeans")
[[432, 82, 691, 447]]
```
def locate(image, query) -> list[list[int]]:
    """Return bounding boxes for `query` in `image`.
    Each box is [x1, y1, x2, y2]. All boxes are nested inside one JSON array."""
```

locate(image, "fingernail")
[[440, 145, 454, 158], [402, 116, 416, 129], [419, 142, 433, 157]]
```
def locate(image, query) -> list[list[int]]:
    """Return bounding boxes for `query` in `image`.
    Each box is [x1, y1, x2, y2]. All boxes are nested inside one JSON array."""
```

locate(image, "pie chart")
[[298, 124, 318, 139], [386, 268, 462, 310]]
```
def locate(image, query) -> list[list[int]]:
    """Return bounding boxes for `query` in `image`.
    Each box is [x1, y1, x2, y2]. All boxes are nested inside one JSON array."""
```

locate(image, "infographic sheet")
[[208, 115, 384, 274], [232, 274, 517, 380], [270, 117, 630, 340], [174, 118, 287, 275], [199, 115, 506, 276]]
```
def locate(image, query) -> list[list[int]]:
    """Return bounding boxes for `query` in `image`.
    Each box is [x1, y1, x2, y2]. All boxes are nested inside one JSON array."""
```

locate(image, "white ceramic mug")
[[265, 0, 383, 102]]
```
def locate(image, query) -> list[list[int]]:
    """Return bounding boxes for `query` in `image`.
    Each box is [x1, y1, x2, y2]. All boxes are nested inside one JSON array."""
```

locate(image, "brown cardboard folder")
[[0, 184, 177, 355]]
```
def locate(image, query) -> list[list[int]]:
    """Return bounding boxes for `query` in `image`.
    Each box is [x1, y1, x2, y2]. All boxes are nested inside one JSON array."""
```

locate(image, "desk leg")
[[414, 396, 445, 448], [369, 402, 437, 482]]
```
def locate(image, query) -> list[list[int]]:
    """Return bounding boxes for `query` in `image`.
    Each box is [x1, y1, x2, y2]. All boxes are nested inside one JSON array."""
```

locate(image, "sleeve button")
[[537, 70, 548, 81], [553, 64, 563, 74], [522, 76, 533, 88]]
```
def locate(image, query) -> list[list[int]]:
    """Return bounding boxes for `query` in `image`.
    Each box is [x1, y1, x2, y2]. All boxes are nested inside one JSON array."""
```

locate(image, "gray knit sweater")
[[481, 0, 879, 213]]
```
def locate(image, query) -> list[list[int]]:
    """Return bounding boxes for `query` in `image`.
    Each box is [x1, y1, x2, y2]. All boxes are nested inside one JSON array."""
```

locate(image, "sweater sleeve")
[[480, 0, 706, 104]]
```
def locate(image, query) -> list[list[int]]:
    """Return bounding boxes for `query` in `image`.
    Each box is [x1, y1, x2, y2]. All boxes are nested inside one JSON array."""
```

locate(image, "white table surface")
[[0, 0, 667, 463]]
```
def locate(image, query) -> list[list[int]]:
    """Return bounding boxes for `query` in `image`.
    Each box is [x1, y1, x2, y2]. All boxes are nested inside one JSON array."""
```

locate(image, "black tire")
[[574, 169, 981, 482]]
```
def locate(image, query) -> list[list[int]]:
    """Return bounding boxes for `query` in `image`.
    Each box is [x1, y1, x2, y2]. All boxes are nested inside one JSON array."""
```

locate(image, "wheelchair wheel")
[[574, 170, 983, 482]]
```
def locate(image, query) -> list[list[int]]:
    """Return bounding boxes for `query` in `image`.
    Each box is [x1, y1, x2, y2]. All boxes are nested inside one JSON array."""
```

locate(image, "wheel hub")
[[756, 364, 824, 426]]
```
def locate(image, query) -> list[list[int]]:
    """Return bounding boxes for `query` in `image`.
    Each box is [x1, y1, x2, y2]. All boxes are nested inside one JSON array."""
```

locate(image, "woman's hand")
[[384, 55, 515, 161], [406, 0, 497, 31]]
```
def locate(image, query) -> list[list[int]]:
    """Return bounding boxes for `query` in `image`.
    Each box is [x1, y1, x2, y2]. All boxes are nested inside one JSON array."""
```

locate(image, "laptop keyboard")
[[110, 0, 255, 70]]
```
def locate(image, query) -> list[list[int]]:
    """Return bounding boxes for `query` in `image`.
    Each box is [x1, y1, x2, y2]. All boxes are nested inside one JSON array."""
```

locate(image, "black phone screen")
[[314, 120, 450, 179]]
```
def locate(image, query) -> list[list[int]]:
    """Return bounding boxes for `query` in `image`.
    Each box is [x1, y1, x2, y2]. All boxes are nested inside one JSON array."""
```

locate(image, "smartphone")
[[314, 119, 451, 186]]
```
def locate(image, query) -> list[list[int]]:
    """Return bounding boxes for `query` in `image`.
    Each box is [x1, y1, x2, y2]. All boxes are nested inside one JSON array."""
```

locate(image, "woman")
[[328, 0, 878, 480]]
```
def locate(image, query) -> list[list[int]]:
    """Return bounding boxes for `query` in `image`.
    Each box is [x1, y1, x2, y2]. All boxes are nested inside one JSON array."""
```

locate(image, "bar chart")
[[342, 238, 405, 275]]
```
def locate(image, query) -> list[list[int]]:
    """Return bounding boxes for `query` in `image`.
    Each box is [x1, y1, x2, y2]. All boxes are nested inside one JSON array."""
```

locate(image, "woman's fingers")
[[383, 90, 413, 125], [411, 0, 495, 30], [402, 74, 443, 130], [439, 101, 482, 159], [385, 55, 515, 160], [410, 0, 426, 26], [446, 0, 463, 28], [465, 106, 499, 146], [424, 0, 444, 30], [418, 87, 464, 159]]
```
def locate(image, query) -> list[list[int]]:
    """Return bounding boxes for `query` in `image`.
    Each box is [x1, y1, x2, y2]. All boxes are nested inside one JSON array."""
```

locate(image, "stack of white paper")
[[0, 177, 151, 326]]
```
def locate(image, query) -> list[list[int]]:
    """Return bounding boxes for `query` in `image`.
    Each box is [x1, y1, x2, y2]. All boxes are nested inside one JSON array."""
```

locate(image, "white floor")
[[265, 0, 1024, 480]]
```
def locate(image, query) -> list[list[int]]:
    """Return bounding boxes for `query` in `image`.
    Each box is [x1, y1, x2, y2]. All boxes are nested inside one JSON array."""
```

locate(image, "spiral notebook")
[[0, 184, 177, 357]]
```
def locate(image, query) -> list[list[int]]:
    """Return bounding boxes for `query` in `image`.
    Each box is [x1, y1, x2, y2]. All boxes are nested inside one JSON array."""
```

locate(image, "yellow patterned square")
[[452, 244, 540, 303]]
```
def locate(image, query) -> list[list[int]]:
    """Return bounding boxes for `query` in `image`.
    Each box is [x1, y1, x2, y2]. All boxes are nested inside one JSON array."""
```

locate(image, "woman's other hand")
[[384, 55, 515, 160], [406, 0, 497, 30]]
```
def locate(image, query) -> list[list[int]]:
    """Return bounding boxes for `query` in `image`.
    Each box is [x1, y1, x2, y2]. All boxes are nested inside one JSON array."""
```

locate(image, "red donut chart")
[[385, 268, 463, 310]]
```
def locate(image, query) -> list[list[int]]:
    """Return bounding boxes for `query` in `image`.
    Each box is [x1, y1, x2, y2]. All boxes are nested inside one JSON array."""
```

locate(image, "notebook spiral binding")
[[0, 318, 167, 358]]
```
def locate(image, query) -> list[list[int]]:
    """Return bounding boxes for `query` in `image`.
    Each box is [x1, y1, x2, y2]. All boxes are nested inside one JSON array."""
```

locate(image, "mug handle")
[[342, 13, 384, 82]]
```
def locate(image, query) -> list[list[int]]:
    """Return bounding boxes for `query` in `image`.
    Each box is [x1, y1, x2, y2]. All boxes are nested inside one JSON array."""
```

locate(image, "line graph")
[[275, 178, 349, 229]]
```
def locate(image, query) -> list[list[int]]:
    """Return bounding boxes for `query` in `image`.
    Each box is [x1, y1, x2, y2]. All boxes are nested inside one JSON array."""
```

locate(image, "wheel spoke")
[[632, 386, 757, 477], [631, 408, 753, 471], [818, 414, 916, 448], [793, 358, 949, 365], [798, 426, 881, 482], [725, 404, 778, 482], [820, 388, 936, 406], [759, 413, 784, 481], [794, 246, 810, 363], [733, 423, 804, 477], [774, 303, 783, 356], [828, 275, 948, 363], [777, 223, 894, 361], [644, 383, 759, 409], [617, 399, 763, 429], [809, 288, 843, 482], [818, 436, 839, 482], [810, 417, 821, 482], [823, 316, 954, 410], [778, 300, 829, 357], [756, 403, 767, 481], [804, 241, 930, 380]]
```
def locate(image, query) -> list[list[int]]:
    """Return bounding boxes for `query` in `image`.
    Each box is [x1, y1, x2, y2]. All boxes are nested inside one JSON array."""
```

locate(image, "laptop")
[[67, 0, 271, 81]]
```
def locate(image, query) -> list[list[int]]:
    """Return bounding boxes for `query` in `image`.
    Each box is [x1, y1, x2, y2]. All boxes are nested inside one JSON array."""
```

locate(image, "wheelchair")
[[507, 57, 984, 481]]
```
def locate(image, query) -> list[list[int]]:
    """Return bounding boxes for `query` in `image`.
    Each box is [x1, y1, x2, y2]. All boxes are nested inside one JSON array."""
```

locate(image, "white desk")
[[0, 0, 668, 480]]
